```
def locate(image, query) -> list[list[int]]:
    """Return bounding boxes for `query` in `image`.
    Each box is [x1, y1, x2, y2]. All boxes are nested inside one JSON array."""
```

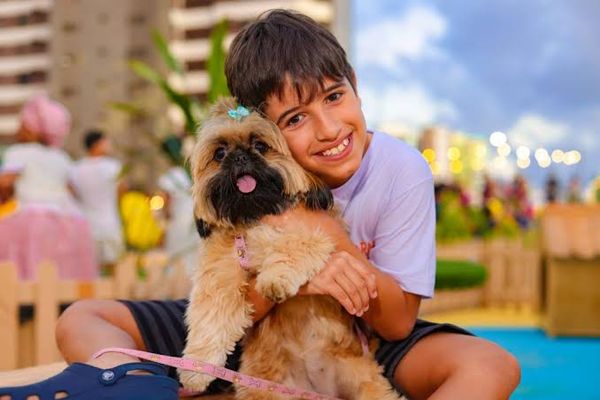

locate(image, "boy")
[[71, 130, 125, 272], [1, 10, 520, 400]]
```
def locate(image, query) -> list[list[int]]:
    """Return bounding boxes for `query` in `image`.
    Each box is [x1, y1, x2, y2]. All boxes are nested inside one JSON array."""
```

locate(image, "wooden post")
[[138, 251, 168, 299], [0, 262, 19, 370], [114, 253, 137, 299], [34, 262, 61, 365], [170, 258, 192, 299], [483, 238, 507, 307]]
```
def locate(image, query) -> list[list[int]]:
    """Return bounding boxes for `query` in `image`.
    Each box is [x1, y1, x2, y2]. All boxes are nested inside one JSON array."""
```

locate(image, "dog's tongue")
[[236, 175, 257, 193]]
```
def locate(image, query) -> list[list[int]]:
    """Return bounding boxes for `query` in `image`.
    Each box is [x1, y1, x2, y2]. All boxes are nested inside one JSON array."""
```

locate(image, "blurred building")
[[0, 0, 51, 142], [167, 0, 348, 127], [0, 0, 349, 188], [418, 126, 488, 201]]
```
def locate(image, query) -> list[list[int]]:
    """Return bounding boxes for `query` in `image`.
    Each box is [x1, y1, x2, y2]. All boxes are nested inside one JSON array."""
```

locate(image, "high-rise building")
[[0, 0, 52, 142], [49, 0, 171, 185]]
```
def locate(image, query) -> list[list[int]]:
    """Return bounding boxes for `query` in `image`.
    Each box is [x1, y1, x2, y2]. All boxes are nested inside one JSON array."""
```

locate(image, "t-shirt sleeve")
[[1, 147, 25, 173], [370, 178, 437, 298], [109, 159, 122, 178]]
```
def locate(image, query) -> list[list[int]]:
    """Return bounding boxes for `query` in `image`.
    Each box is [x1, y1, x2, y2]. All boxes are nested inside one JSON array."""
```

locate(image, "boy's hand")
[[262, 208, 378, 316], [298, 250, 377, 316]]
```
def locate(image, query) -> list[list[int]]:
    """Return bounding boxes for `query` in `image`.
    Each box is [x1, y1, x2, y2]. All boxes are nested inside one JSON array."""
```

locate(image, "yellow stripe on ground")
[[422, 306, 543, 328]]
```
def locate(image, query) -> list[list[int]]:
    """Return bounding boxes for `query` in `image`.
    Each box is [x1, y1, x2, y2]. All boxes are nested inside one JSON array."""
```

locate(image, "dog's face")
[[191, 98, 332, 235]]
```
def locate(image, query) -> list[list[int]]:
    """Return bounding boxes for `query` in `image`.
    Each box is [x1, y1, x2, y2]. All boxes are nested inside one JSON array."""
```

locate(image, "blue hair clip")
[[228, 106, 250, 121]]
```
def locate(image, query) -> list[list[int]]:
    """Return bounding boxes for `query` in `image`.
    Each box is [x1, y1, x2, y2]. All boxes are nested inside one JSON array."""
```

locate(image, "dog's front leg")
[[251, 224, 335, 303], [179, 260, 253, 392]]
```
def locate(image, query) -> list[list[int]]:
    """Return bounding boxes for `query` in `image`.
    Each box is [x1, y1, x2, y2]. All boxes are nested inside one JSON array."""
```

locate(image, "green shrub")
[[435, 259, 487, 290]]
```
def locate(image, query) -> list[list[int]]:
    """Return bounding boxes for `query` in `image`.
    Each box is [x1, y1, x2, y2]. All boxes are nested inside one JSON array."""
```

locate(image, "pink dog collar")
[[235, 234, 251, 269]]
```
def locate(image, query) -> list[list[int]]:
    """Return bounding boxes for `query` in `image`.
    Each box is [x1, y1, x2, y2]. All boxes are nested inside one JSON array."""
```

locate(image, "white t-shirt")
[[2, 143, 78, 213], [158, 166, 198, 273], [158, 167, 196, 247], [331, 131, 436, 298], [71, 156, 122, 240]]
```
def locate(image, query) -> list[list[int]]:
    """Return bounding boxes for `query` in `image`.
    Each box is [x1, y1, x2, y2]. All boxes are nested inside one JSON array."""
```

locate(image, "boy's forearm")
[[361, 268, 421, 341], [333, 230, 421, 341], [246, 279, 275, 323]]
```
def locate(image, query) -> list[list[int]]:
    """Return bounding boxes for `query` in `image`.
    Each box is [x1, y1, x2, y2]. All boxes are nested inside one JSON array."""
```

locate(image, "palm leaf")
[[151, 30, 184, 76], [207, 19, 230, 103]]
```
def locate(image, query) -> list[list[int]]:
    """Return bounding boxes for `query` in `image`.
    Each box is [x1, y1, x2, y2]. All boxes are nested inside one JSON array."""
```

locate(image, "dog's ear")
[[195, 218, 213, 238], [302, 175, 334, 211]]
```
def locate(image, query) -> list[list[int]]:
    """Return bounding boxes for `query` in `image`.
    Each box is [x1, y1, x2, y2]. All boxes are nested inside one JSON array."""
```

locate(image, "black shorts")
[[120, 299, 472, 395]]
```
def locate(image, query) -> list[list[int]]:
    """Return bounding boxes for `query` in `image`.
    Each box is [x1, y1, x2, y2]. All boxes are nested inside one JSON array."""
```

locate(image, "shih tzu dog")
[[179, 98, 401, 400]]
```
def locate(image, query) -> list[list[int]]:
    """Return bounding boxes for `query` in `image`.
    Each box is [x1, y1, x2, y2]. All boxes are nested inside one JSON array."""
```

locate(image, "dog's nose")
[[234, 151, 249, 164]]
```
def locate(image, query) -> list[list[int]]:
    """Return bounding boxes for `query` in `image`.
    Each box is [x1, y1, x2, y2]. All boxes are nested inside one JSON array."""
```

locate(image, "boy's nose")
[[315, 112, 341, 142]]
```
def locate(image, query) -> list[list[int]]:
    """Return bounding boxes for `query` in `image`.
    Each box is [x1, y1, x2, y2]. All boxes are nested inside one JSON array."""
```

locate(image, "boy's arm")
[[295, 210, 421, 340], [261, 208, 419, 340], [246, 276, 275, 323]]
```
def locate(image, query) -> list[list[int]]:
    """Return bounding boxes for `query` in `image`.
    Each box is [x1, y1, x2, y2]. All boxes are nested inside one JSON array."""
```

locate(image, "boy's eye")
[[287, 114, 303, 127], [213, 147, 227, 162], [327, 92, 342, 102], [253, 140, 269, 154]]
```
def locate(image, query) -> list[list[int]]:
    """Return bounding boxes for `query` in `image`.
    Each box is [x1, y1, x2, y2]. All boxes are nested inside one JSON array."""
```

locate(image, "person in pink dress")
[[0, 93, 97, 280]]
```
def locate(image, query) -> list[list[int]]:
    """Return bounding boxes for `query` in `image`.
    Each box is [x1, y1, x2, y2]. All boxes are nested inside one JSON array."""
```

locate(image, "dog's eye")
[[253, 141, 269, 155], [213, 147, 227, 162]]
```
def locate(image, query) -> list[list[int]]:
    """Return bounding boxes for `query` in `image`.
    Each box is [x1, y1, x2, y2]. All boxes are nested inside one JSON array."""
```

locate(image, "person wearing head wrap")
[[19, 93, 72, 148], [0, 93, 98, 280]]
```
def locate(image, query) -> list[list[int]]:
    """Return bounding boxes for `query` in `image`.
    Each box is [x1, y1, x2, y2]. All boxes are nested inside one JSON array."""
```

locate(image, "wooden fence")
[[422, 237, 542, 314], [0, 252, 191, 370]]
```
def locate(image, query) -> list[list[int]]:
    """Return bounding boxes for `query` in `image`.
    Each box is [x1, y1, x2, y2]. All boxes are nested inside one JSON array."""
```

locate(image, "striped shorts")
[[119, 299, 472, 395]]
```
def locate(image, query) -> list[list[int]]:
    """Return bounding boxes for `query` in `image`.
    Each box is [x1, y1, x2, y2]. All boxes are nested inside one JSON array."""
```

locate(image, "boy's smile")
[[264, 77, 371, 188]]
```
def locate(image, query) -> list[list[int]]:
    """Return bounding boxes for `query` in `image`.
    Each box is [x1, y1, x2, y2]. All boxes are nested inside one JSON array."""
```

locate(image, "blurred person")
[[482, 174, 499, 229], [566, 176, 583, 203], [157, 136, 198, 275], [0, 93, 97, 280], [71, 130, 126, 273], [545, 173, 560, 203], [509, 175, 533, 229]]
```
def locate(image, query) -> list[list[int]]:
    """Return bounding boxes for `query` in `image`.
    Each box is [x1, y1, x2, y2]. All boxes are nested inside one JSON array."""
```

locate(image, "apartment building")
[[0, 0, 52, 141]]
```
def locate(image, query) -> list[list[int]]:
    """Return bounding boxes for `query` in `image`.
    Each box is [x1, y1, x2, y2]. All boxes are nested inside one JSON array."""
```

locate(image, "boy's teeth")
[[322, 138, 350, 157]]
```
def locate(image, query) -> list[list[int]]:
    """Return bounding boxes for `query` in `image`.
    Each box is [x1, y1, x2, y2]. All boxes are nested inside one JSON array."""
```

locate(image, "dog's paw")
[[256, 268, 301, 303], [178, 368, 214, 392]]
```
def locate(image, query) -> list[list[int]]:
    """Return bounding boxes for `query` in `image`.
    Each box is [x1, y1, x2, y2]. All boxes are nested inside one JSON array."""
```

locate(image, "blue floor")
[[470, 327, 600, 400]]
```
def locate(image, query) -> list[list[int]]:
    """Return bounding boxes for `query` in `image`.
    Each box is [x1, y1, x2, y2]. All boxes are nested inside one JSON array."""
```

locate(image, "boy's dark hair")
[[225, 9, 355, 110], [83, 129, 104, 151]]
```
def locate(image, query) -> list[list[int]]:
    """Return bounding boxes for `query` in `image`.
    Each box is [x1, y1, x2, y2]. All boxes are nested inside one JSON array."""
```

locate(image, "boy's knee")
[[465, 345, 521, 394], [55, 299, 117, 349]]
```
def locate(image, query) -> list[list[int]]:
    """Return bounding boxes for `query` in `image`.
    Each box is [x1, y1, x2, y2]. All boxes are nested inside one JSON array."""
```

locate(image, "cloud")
[[507, 113, 570, 149], [355, 5, 447, 70], [361, 83, 458, 128]]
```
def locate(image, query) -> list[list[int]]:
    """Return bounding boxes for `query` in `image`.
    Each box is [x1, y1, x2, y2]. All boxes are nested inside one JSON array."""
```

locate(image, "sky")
[[351, 0, 600, 196]]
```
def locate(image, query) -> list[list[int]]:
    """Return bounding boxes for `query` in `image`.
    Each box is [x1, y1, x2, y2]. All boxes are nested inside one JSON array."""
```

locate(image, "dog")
[[179, 97, 401, 400]]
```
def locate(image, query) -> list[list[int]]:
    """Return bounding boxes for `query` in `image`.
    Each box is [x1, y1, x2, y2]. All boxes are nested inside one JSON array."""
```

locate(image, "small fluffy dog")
[[180, 98, 401, 400]]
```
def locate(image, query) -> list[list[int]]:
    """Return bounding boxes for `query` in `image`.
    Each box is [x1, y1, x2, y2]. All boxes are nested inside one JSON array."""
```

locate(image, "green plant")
[[435, 259, 487, 290], [110, 21, 230, 171]]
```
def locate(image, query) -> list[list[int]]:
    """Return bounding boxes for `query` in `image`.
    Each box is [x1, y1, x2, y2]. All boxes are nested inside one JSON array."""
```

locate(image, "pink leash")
[[93, 347, 342, 399]]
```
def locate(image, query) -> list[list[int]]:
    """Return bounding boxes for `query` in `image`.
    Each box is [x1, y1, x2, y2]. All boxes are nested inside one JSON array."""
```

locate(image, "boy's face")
[[263, 77, 371, 188]]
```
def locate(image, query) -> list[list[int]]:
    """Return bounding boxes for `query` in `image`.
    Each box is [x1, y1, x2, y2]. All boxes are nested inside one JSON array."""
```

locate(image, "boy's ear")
[[195, 218, 212, 238], [302, 175, 334, 211]]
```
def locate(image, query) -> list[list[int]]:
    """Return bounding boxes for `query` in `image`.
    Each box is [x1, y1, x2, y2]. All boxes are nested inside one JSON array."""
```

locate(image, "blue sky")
[[351, 0, 600, 194]]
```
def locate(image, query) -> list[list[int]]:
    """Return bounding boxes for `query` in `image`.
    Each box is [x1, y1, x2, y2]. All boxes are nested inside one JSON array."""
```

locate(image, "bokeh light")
[[489, 131, 507, 147], [149, 195, 165, 211]]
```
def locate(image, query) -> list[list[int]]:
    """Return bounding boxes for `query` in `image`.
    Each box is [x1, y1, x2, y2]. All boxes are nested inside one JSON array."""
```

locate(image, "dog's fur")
[[180, 98, 401, 399]]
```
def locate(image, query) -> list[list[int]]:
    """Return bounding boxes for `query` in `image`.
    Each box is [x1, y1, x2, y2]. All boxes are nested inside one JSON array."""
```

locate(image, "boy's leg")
[[393, 332, 521, 400], [55, 299, 147, 368]]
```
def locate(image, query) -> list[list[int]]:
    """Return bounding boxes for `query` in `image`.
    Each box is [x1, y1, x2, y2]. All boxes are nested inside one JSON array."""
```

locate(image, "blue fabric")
[[0, 362, 179, 399]]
